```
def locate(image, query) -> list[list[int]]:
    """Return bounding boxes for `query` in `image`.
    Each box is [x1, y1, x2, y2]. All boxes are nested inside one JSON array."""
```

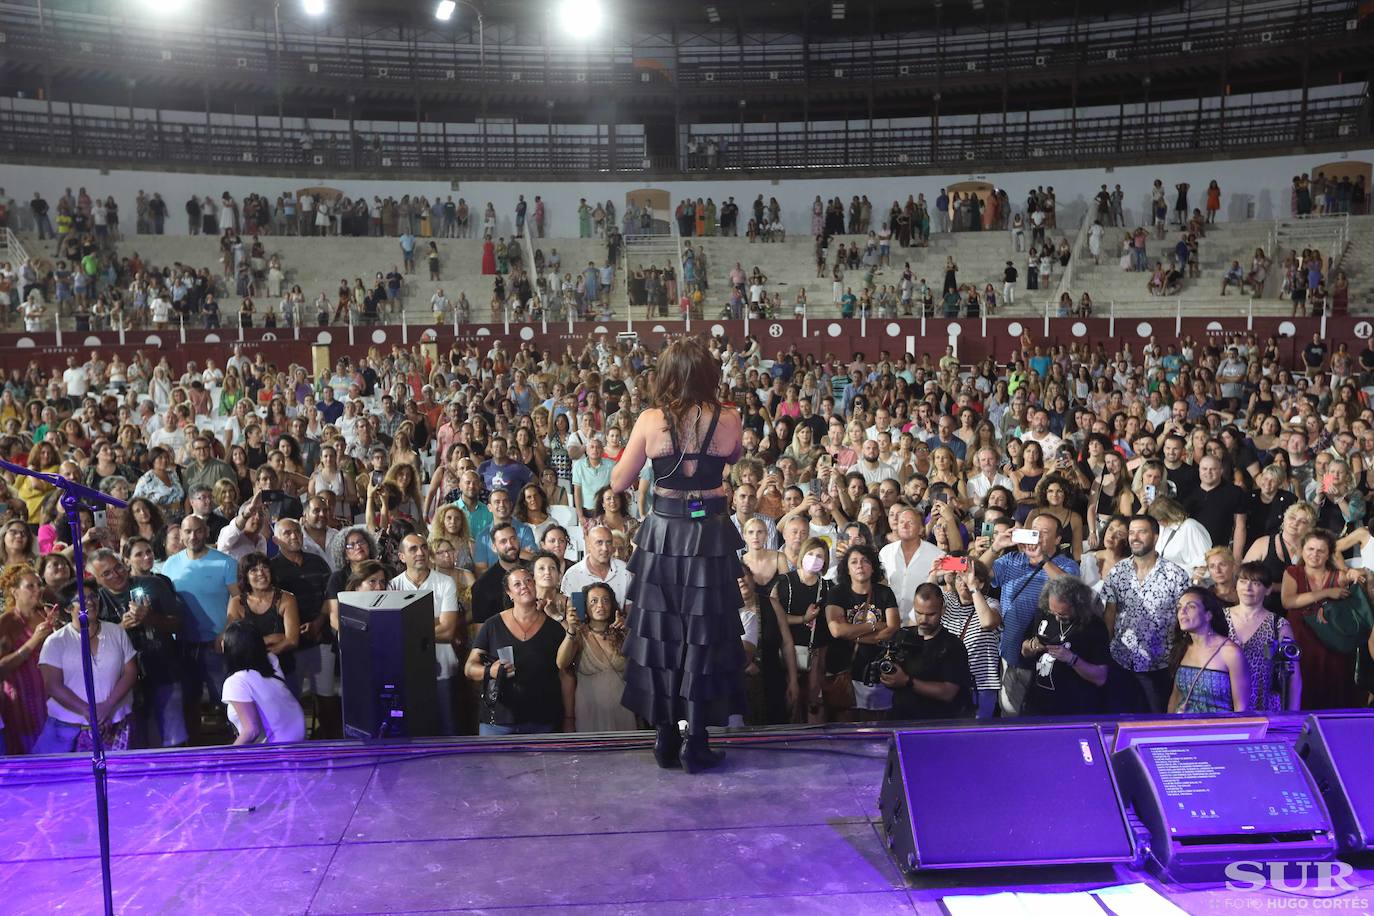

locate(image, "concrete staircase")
[[1341, 216, 1374, 308]]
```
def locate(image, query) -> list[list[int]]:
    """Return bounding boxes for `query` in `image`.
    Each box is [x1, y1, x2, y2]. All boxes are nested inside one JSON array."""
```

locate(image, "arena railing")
[[0, 92, 1363, 176], [0, 0, 1357, 90]]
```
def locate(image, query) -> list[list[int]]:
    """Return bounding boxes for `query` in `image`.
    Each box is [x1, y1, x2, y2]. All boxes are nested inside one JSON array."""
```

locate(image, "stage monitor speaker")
[[878, 724, 1136, 872], [1296, 713, 1374, 853], [338, 589, 438, 740], [1114, 740, 1336, 882]]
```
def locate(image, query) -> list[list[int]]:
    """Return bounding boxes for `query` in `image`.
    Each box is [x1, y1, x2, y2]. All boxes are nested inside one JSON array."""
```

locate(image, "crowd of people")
[[1, 318, 1373, 755]]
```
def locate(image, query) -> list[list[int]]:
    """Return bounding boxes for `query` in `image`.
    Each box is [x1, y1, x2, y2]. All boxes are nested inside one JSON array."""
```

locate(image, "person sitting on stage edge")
[[220, 619, 306, 745]]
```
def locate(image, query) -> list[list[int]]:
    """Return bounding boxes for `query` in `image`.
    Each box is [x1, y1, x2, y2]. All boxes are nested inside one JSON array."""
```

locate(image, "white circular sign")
[[83, 336, 102, 347], [593, 325, 609, 335], [710, 324, 725, 337], [519, 326, 535, 341], [145, 334, 163, 347], [476, 328, 491, 336], [316, 331, 333, 345], [946, 322, 962, 337], [261, 332, 278, 342], [768, 323, 784, 338], [1278, 321, 1297, 337], [371, 330, 387, 344], [885, 322, 902, 337], [826, 322, 842, 338], [15, 337, 35, 348], [1136, 322, 1153, 338], [1071, 322, 1087, 337], [651, 324, 667, 333], [1206, 321, 1224, 332], [205, 333, 221, 344], [1007, 322, 1024, 337], [1355, 322, 1373, 340], [420, 328, 438, 342]]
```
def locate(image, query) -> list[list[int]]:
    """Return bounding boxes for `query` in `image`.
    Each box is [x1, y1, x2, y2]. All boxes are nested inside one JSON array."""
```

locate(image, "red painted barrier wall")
[[2, 315, 1365, 374]]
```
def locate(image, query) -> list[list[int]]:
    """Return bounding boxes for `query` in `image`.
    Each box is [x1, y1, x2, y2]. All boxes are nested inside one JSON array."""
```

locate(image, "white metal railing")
[[520, 218, 541, 314], [1054, 202, 1102, 305], [1, 227, 30, 265]]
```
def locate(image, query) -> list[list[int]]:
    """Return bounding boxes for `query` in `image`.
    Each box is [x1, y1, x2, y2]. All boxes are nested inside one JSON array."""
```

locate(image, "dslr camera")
[[862, 631, 922, 687]]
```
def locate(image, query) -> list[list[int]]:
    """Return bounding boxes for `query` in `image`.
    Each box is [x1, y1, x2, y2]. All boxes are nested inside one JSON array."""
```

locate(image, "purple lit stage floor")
[[1, 727, 1370, 914]]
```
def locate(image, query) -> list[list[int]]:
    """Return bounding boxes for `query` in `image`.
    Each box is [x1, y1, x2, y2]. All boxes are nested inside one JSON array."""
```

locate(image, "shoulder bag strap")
[[1180, 640, 1230, 711]]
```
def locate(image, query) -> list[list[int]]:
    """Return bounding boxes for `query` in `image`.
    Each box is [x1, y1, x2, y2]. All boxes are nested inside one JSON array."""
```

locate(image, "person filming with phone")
[[977, 513, 1079, 716]]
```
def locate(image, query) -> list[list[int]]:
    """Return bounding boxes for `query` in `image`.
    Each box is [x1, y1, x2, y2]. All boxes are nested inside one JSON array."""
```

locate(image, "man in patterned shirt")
[[1101, 514, 1190, 713]]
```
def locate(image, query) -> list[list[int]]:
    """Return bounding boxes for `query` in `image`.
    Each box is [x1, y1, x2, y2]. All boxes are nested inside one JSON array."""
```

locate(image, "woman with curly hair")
[[119, 497, 168, 558], [0, 564, 59, 753], [1026, 473, 1086, 562]]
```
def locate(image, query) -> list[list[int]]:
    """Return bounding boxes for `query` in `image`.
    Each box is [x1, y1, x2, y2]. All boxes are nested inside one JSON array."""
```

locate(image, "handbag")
[[785, 574, 827, 673], [1305, 575, 1374, 655], [821, 670, 854, 710]]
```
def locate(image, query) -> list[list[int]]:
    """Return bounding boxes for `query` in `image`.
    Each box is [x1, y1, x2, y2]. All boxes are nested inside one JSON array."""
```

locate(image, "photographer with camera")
[[879, 582, 973, 721], [1226, 562, 1301, 711], [88, 548, 186, 748]]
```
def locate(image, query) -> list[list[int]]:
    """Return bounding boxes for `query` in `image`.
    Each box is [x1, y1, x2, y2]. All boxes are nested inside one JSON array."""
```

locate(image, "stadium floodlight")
[[303, 0, 326, 15], [435, 0, 457, 20], [557, 0, 604, 39]]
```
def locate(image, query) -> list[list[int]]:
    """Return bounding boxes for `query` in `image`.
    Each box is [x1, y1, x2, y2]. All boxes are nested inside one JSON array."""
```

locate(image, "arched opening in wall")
[[946, 180, 997, 230], [1309, 160, 1370, 212], [625, 188, 670, 235]]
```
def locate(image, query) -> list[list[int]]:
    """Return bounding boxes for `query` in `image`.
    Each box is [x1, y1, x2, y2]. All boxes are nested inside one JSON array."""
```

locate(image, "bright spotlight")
[[557, 0, 604, 40], [303, 0, 326, 16], [435, 0, 457, 20]]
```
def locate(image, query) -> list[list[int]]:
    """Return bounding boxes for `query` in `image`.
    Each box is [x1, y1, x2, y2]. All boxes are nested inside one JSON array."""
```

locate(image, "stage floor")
[[1, 725, 1371, 914]]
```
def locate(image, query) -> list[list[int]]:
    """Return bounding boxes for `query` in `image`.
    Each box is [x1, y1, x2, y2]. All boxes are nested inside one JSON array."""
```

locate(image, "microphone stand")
[[0, 458, 125, 916]]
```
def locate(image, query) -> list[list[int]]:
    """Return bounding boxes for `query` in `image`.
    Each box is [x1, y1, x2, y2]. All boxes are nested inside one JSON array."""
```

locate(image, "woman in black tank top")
[[611, 337, 746, 774], [226, 553, 301, 679]]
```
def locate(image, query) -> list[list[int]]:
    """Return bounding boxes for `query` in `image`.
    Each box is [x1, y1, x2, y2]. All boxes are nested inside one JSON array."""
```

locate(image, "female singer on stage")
[[613, 336, 746, 773]]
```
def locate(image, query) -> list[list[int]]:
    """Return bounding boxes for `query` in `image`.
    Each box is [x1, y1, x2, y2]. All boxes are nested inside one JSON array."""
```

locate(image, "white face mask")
[[802, 554, 826, 574]]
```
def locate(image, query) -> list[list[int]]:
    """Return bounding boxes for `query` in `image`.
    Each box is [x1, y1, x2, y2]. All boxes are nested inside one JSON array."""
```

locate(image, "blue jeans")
[[973, 688, 998, 720], [479, 722, 556, 737], [33, 718, 83, 754]]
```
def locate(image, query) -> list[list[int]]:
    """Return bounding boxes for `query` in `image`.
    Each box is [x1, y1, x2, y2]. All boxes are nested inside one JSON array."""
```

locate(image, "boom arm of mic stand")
[[0, 456, 127, 509]]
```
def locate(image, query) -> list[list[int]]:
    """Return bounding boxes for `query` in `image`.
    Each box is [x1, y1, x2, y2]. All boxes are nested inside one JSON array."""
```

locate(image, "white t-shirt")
[[560, 558, 632, 607], [39, 624, 136, 725], [389, 571, 461, 679], [222, 669, 306, 744], [63, 366, 89, 397], [879, 538, 947, 625]]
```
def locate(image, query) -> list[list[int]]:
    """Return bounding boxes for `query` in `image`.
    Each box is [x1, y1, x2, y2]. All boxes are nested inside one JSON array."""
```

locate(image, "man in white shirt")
[[61, 356, 89, 398], [148, 410, 187, 452], [854, 438, 902, 487], [561, 526, 632, 606], [966, 447, 1016, 504], [879, 506, 946, 624], [216, 491, 271, 561], [1020, 407, 1062, 454], [390, 534, 462, 735]]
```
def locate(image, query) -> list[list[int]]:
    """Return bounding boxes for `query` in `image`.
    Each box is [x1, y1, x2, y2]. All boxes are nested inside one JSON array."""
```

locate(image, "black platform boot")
[[653, 723, 682, 769], [680, 731, 725, 774]]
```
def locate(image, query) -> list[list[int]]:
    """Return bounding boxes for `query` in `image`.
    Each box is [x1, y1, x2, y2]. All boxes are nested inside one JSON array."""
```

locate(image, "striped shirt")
[[941, 592, 1003, 692]]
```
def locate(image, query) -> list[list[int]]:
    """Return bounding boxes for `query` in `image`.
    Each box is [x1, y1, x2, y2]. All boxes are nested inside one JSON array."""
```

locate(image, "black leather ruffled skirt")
[[621, 496, 747, 730]]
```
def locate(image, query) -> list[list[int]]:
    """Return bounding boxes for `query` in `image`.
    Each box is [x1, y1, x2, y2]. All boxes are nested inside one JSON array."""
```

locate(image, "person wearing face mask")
[[880, 583, 973, 721]]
